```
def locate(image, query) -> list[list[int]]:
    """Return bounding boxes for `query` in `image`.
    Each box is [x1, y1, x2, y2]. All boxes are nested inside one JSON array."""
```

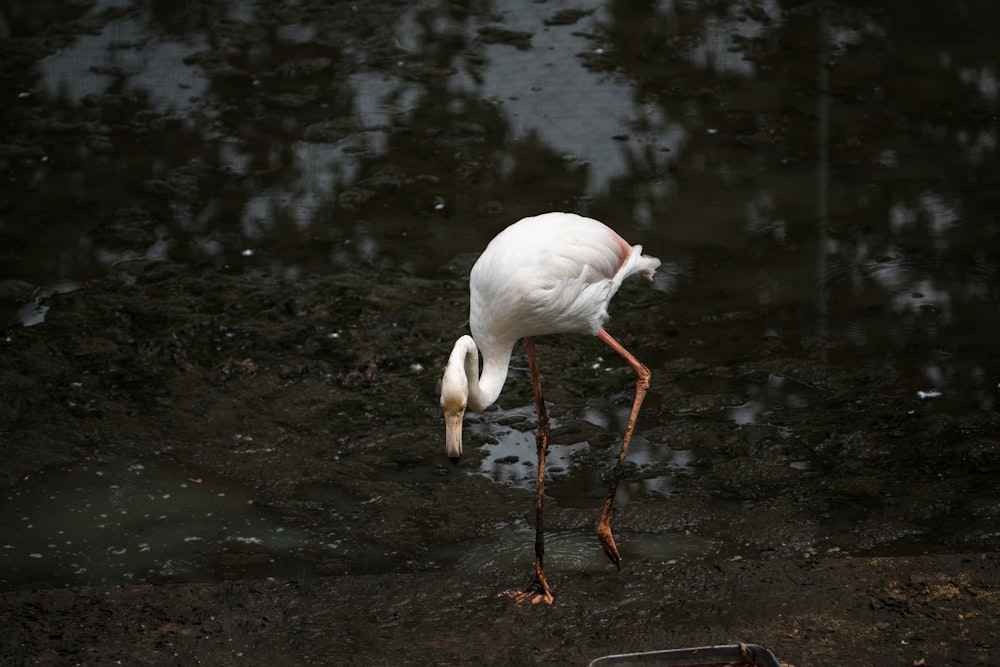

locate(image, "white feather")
[[469, 212, 660, 351]]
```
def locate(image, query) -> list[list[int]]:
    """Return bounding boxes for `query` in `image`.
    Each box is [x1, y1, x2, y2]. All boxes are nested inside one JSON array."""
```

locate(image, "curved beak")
[[445, 410, 464, 463]]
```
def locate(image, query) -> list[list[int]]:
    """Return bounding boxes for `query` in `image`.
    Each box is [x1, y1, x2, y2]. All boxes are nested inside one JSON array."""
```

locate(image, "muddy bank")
[[2, 261, 999, 665], [2, 552, 997, 665]]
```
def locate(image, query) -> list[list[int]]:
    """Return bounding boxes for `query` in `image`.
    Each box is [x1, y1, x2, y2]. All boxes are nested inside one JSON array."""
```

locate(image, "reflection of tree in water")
[[813, 5, 999, 409], [1, 1, 997, 406], [589, 1, 1000, 409]]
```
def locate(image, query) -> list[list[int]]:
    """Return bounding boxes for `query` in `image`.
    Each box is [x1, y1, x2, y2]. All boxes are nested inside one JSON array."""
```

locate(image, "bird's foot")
[[506, 554, 554, 605], [507, 560, 553, 604], [596, 523, 621, 569], [506, 578, 553, 605]]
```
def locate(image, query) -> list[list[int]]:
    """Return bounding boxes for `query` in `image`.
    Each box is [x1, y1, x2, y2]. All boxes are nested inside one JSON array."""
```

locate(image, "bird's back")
[[469, 213, 659, 349]]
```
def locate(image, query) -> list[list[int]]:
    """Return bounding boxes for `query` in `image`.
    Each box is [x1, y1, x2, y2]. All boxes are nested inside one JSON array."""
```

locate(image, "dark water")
[[1, 1, 998, 590]]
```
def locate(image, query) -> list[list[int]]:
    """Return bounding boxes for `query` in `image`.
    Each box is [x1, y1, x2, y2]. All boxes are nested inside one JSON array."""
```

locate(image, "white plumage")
[[470, 213, 659, 347]]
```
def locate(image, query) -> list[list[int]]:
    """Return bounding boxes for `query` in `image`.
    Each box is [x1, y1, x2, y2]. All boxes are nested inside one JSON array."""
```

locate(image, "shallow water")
[[0, 457, 345, 587], [441, 523, 712, 574], [1, 0, 998, 594]]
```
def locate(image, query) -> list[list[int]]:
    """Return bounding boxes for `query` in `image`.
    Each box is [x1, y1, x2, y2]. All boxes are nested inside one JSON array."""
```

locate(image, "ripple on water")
[[428, 523, 712, 574]]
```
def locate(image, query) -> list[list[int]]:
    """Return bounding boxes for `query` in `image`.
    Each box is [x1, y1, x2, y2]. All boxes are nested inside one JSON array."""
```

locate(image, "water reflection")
[[2, 2, 996, 385], [39, 17, 209, 115], [6, 1, 998, 302], [469, 400, 696, 501], [468, 406, 588, 488], [676, 372, 821, 426]]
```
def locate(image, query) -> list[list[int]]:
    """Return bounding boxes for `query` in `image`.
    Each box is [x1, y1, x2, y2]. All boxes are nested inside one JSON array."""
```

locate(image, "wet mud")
[[3, 252, 998, 665], [2, 1, 999, 665]]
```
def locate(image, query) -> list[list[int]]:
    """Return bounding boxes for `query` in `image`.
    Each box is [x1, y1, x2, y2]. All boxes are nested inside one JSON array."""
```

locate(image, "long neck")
[[449, 334, 513, 411]]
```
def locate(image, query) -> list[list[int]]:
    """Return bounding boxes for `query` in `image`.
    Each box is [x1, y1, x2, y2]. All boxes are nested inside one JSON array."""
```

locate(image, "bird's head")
[[440, 360, 468, 463]]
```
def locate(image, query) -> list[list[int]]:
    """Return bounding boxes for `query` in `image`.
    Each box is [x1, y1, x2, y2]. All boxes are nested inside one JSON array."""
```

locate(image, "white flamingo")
[[440, 212, 660, 604]]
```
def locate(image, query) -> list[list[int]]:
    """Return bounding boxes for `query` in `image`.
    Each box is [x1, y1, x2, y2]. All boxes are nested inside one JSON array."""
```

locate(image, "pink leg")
[[595, 328, 651, 568], [510, 336, 554, 604]]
